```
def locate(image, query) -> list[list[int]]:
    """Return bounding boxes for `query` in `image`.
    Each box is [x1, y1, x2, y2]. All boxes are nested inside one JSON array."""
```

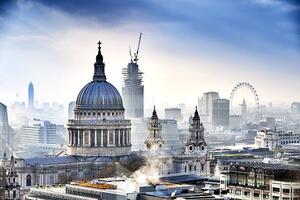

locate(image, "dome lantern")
[[93, 41, 106, 82]]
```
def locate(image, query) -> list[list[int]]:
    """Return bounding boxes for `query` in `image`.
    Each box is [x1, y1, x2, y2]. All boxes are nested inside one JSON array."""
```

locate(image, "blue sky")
[[0, 0, 299, 108]]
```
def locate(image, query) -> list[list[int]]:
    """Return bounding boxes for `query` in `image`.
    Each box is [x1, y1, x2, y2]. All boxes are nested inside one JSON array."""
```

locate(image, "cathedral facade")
[[144, 107, 210, 177], [0, 42, 142, 191]]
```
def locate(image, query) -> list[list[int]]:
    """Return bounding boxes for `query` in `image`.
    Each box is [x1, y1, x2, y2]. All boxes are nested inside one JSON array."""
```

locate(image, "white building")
[[255, 129, 300, 151]]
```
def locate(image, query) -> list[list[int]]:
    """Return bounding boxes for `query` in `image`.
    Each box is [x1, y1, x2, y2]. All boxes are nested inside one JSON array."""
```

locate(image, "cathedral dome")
[[76, 80, 123, 110], [75, 41, 123, 110]]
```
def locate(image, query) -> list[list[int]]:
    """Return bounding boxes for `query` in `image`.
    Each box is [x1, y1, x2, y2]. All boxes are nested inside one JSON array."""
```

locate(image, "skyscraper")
[[212, 98, 230, 129], [122, 33, 144, 118], [68, 101, 75, 119], [28, 82, 34, 109], [0, 102, 9, 155]]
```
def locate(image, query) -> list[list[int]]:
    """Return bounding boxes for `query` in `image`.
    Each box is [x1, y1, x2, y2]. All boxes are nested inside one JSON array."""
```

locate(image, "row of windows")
[[75, 111, 122, 116], [184, 164, 205, 172]]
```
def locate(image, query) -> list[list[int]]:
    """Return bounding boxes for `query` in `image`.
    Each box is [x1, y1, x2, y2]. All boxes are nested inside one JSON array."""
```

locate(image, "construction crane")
[[130, 32, 142, 63]]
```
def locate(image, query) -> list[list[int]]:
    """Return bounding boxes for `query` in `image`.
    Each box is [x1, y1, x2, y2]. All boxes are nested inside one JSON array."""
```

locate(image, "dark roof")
[[221, 160, 300, 171], [160, 174, 206, 183], [76, 81, 123, 110], [24, 154, 143, 166]]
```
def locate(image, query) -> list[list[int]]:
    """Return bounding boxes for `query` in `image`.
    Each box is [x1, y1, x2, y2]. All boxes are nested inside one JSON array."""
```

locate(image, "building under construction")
[[122, 33, 144, 118]]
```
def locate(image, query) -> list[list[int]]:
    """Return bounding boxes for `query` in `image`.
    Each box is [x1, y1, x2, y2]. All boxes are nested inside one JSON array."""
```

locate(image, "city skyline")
[[0, 0, 299, 108]]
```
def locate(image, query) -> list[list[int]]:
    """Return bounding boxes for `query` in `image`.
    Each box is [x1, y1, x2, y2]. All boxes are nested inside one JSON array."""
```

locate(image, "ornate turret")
[[185, 107, 207, 154], [5, 154, 20, 200], [93, 41, 106, 81], [144, 106, 164, 151]]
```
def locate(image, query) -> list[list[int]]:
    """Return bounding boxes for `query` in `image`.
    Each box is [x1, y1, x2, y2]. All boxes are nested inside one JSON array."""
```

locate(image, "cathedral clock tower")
[[144, 106, 164, 151], [185, 107, 207, 155]]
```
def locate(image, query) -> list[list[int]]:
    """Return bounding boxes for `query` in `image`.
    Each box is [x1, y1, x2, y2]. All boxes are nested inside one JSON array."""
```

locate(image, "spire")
[[193, 106, 200, 120], [151, 106, 158, 120], [93, 40, 106, 81]]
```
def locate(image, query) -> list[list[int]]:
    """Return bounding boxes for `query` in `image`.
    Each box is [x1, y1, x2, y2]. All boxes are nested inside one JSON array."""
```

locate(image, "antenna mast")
[[133, 32, 142, 63]]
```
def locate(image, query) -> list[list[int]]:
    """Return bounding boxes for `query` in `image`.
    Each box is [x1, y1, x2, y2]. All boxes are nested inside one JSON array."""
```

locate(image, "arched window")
[[201, 163, 204, 171], [184, 166, 187, 172], [26, 174, 31, 186]]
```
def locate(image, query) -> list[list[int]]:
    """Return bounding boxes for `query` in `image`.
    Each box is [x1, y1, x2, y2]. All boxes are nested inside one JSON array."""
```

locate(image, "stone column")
[[122, 130, 125, 146], [128, 129, 131, 145], [107, 129, 110, 146], [112, 129, 115, 146], [68, 131, 71, 145], [118, 129, 121, 147], [95, 130, 97, 147], [83, 131, 85, 145], [77, 130, 80, 146], [89, 130, 91, 146], [101, 130, 103, 147]]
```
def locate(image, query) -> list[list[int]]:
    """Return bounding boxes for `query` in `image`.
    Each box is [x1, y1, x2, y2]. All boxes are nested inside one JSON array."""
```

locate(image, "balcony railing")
[[68, 119, 131, 126]]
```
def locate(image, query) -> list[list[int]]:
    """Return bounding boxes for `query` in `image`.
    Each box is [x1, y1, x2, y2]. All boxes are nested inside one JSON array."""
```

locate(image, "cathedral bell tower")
[[5, 155, 20, 200], [144, 106, 164, 151], [185, 107, 207, 154]]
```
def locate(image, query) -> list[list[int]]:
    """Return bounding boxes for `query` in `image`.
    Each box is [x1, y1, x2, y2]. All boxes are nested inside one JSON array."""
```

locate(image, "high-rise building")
[[122, 34, 144, 118], [212, 98, 230, 129], [291, 102, 300, 120], [198, 91, 219, 118], [68, 101, 75, 119], [164, 107, 182, 122], [122, 62, 144, 118], [19, 119, 57, 146], [28, 82, 34, 109], [40, 121, 56, 144], [0, 102, 10, 155]]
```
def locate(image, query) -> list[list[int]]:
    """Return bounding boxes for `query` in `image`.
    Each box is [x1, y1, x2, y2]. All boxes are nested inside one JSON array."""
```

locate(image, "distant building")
[[122, 60, 144, 118], [68, 101, 75, 119], [291, 102, 300, 119], [255, 129, 300, 151], [266, 117, 275, 130], [230, 115, 242, 130], [40, 121, 56, 144], [220, 161, 300, 200], [198, 92, 219, 117], [19, 119, 57, 146], [241, 99, 247, 124], [164, 107, 182, 122], [130, 117, 181, 151], [0, 102, 11, 155], [212, 99, 229, 129], [28, 82, 34, 109]]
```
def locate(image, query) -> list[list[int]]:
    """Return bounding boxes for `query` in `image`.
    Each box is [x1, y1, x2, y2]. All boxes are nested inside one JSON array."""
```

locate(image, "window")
[[185, 166, 187, 172], [26, 174, 31, 186], [13, 191, 16, 198], [273, 187, 280, 192], [194, 165, 196, 171], [189, 165, 192, 172], [283, 189, 290, 193]]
